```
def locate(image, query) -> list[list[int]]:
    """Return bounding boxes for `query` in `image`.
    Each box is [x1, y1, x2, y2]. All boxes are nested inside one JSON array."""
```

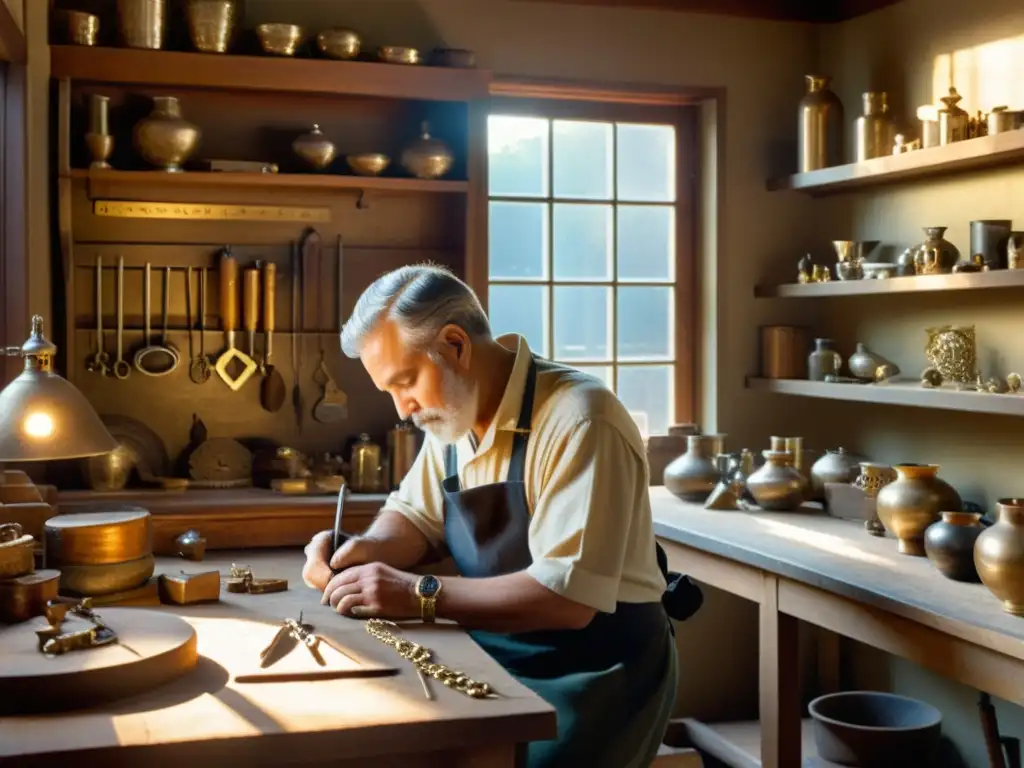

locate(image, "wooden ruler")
[[93, 201, 331, 223]]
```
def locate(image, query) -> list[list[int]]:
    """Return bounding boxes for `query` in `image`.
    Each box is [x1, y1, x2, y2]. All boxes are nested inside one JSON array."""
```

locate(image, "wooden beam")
[[510, 0, 904, 23]]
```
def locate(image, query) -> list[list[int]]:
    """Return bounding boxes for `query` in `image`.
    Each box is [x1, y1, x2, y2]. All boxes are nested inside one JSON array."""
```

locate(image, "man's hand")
[[301, 530, 334, 592], [321, 562, 420, 619]]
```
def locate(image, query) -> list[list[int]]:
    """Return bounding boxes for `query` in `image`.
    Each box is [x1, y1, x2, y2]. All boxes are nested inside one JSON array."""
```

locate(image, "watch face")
[[418, 575, 440, 598]]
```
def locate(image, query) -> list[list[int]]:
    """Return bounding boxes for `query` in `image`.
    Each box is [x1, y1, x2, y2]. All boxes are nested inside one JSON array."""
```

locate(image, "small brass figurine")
[[176, 529, 207, 561], [797, 254, 813, 284], [226, 564, 288, 595]]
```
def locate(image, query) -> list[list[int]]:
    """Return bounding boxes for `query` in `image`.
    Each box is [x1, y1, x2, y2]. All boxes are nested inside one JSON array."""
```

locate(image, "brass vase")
[[293, 124, 337, 171], [975, 499, 1024, 616], [133, 96, 201, 172], [875, 464, 960, 556], [664, 434, 725, 503], [854, 91, 895, 162], [117, 0, 165, 49], [85, 94, 113, 170], [924, 511, 984, 582], [747, 450, 806, 511], [798, 74, 844, 172], [401, 121, 454, 180], [186, 0, 237, 54]]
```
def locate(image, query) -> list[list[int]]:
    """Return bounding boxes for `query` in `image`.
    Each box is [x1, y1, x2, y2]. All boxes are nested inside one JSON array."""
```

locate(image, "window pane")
[[488, 115, 549, 198], [553, 286, 611, 362], [570, 365, 613, 390], [553, 204, 613, 281], [618, 286, 672, 361], [488, 285, 548, 357], [618, 365, 673, 437], [618, 206, 675, 282], [617, 123, 675, 203], [489, 202, 548, 280], [553, 120, 613, 200]]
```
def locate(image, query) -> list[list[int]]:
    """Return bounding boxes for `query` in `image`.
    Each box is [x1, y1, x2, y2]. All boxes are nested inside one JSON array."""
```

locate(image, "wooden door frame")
[[477, 77, 719, 425], [0, 57, 27, 385]]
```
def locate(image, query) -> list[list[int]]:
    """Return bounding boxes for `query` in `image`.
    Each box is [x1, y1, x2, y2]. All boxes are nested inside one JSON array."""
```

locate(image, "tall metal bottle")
[[798, 74, 844, 172]]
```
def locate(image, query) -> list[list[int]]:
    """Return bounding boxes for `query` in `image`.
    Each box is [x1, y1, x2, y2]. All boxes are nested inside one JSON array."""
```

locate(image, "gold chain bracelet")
[[364, 619, 495, 699]]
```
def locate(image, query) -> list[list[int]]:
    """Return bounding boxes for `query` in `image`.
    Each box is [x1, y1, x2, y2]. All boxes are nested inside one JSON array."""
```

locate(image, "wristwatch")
[[416, 575, 443, 623]]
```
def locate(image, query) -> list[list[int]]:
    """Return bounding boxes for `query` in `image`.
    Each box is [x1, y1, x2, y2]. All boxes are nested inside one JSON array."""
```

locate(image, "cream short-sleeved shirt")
[[380, 334, 667, 614]]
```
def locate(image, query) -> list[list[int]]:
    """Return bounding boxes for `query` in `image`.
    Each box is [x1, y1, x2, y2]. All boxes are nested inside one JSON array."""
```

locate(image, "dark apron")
[[441, 358, 703, 768]]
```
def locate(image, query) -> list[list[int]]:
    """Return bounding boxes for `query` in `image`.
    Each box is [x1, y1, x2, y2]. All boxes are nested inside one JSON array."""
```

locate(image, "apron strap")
[[506, 357, 538, 485]]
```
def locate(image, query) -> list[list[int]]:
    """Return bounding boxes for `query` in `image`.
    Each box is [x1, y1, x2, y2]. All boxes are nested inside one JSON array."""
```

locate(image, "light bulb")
[[23, 411, 54, 440]]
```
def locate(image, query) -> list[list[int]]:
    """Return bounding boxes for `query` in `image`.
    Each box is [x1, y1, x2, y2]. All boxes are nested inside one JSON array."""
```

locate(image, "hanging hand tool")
[[312, 233, 347, 423], [190, 267, 212, 383], [292, 236, 309, 431], [111, 255, 131, 380], [86, 254, 109, 376], [134, 262, 180, 377], [260, 260, 286, 412], [243, 262, 260, 374], [214, 246, 257, 391]]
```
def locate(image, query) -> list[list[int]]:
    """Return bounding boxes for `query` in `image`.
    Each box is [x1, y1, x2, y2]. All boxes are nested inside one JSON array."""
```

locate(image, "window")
[[486, 101, 693, 437]]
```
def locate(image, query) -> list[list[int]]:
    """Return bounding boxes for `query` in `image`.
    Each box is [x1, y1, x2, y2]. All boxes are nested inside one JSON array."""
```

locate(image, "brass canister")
[[387, 423, 420, 491], [351, 433, 382, 492], [760, 326, 810, 379]]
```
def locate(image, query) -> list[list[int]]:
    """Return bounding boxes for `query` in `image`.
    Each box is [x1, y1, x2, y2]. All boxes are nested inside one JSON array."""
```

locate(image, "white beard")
[[411, 363, 478, 445]]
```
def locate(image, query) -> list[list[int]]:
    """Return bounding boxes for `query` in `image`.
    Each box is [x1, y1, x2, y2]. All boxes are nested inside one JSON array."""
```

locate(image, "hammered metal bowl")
[[378, 46, 420, 65], [256, 23, 303, 56], [346, 153, 391, 177], [317, 28, 361, 60]]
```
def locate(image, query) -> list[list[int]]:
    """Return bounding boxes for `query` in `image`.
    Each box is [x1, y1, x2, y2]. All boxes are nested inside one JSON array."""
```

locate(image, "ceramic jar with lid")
[[810, 448, 861, 499], [747, 450, 806, 511], [664, 434, 726, 503], [924, 511, 984, 582], [875, 464, 961, 556], [975, 498, 1024, 615]]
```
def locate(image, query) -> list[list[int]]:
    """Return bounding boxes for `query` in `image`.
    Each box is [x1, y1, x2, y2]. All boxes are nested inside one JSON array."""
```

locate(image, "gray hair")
[[341, 264, 492, 358]]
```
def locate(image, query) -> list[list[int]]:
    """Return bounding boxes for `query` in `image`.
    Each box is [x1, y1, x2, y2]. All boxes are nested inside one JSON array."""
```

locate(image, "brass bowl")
[[378, 46, 420, 65], [346, 153, 391, 177], [256, 23, 303, 56], [317, 28, 361, 60]]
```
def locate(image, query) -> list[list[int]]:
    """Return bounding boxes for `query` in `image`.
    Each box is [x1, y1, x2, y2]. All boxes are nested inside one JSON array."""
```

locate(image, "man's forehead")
[[361, 319, 415, 383]]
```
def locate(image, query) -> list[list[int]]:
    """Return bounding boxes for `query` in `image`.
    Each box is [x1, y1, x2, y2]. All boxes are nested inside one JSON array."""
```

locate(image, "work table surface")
[[650, 486, 1024, 662], [0, 550, 555, 767]]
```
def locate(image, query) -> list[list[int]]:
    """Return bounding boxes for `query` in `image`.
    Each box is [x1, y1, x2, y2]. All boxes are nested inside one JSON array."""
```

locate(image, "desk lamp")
[[0, 314, 116, 471]]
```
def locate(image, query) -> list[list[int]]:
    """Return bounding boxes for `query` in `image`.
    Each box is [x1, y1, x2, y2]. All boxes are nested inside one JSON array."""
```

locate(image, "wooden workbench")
[[0, 550, 556, 767], [651, 486, 1024, 768]]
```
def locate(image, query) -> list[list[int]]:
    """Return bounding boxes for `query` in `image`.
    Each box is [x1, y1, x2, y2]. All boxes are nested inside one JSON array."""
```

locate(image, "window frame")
[[482, 90, 699, 428]]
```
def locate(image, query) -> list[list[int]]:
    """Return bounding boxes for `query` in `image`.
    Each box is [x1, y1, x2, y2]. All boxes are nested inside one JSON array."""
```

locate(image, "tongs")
[[260, 611, 324, 668]]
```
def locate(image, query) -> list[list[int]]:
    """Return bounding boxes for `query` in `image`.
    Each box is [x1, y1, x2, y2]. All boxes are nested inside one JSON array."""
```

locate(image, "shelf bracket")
[[355, 189, 369, 210]]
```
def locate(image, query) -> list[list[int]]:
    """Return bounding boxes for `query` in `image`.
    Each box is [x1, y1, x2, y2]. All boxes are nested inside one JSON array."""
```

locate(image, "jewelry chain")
[[364, 619, 495, 699]]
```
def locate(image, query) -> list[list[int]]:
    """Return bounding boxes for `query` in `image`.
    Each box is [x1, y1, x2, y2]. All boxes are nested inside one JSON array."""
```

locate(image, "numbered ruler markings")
[[93, 201, 331, 222]]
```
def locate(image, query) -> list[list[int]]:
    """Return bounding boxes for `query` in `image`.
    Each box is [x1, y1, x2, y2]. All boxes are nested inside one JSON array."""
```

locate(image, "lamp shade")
[[0, 316, 117, 462]]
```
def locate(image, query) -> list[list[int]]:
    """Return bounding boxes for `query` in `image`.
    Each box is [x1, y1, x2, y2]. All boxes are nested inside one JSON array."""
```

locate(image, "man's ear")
[[437, 324, 472, 370]]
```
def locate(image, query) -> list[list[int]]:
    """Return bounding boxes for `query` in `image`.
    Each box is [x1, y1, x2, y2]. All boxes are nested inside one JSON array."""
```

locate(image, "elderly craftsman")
[[302, 264, 702, 768]]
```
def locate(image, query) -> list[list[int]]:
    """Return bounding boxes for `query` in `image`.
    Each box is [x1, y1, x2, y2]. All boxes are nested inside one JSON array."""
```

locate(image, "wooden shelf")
[[747, 377, 1024, 417], [767, 129, 1024, 195], [68, 168, 468, 195], [672, 718, 817, 768], [50, 45, 491, 102], [755, 268, 1024, 298]]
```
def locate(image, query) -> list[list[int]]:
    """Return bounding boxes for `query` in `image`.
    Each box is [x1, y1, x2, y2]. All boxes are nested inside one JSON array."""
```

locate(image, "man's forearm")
[[357, 510, 432, 570], [435, 571, 596, 633]]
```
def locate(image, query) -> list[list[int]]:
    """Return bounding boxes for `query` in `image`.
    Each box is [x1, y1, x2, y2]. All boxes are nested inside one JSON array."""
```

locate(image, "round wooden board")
[[0, 608, 198, 715]]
